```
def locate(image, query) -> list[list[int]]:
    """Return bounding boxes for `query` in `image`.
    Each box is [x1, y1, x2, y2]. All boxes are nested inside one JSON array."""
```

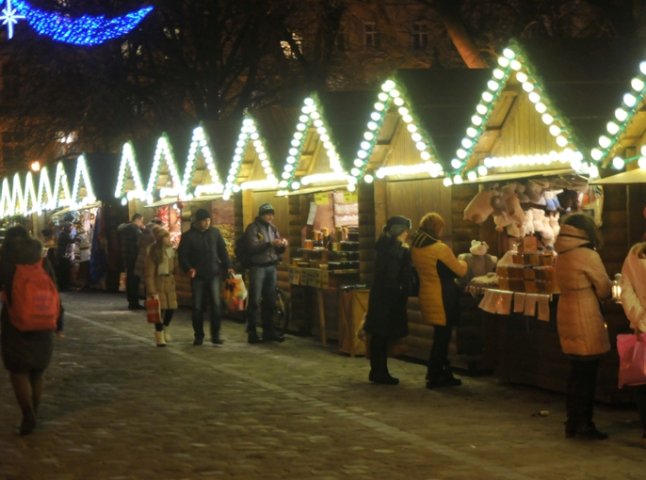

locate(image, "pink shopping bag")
[[617, 333, 646, 388]]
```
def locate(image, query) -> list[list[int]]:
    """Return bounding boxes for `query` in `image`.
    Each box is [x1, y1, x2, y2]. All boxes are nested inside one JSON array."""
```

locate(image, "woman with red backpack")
[[0, 226, 63, 435]]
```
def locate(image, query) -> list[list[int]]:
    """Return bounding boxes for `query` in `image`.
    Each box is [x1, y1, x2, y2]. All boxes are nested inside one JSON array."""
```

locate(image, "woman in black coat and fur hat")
[[364, 215, 413, 385]]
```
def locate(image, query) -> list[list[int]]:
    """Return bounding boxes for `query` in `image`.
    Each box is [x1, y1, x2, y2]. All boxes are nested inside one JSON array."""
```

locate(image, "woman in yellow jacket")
[[411, 212, 467, 389], [145, 228, 178, 347]]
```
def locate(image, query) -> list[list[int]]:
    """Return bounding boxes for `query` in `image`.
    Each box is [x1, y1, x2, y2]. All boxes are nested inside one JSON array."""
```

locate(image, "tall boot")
[[440, 362, 462, 387], [578, 364, 607, 440], [369, 336, 398, 384], [248, 327, 262, 344], [154, 330, 166, 347], [425, 361, 444, 389]]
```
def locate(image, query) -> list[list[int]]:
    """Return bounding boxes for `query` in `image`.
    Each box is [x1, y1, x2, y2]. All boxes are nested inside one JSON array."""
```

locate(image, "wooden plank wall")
[[358, 182, 376, 284]]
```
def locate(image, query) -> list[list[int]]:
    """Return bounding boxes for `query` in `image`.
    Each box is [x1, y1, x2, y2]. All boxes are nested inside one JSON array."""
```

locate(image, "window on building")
[[364, 22, 380, 48], [412, 22, 429, 50], [280, 32, 303, 60]]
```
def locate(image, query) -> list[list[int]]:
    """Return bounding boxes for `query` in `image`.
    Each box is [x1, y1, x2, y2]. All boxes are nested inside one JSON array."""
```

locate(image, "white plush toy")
[[463, 189, 496, 224], [457, 240, 498, 288]]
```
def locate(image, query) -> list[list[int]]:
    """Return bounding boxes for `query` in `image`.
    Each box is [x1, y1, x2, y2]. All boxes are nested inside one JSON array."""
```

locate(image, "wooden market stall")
[[450, 40, 642, 401], [348, 70, 488, 364], [275, 92, 376, 344]]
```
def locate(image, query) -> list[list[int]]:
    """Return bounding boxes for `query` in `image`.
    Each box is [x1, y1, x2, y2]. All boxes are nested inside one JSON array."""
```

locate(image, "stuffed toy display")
[[457, 240, 498, 288], [463, 189, 496, 224]]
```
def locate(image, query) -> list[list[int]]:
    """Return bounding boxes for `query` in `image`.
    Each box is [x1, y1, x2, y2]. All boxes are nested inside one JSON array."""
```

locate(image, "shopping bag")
[[222, 274, 248, 312], [145, 297, 161, 324], [617, 333, 646, 388]]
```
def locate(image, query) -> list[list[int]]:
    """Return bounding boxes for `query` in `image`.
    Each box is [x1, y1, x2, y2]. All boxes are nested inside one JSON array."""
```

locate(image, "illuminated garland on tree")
[[4, 0, 153, 46]]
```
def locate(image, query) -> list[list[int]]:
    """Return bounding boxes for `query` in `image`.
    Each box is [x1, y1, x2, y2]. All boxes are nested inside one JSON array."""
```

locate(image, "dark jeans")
[[566, 358, 600, 428], [191, 276, 222, 341], [427, 323, 454, 379], [126, 267, 140, 307], [246, 265, 277, 333], [57, 258, 71, 291], [154, 309, 174, 332], [634, 385, 646, 431]]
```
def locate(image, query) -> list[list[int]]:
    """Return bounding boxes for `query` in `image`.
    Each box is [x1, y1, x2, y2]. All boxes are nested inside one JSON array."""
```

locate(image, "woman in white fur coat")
[[619, 242, 646, 448], [554, 213, 611, 440]]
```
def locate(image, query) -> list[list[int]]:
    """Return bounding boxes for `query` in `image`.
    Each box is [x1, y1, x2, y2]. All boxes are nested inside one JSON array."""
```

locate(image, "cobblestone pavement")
[[1, 292, 645, 479]]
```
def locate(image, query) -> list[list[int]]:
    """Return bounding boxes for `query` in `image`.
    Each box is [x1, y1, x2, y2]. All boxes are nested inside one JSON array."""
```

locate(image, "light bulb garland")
[[591, 60, 646, 170], [223, 116, 278, 200], [71, 154, 97, 208], [146, 134, 183, 203], [453, 42, 589, 186], [37, 166, 54, 212], [350, 78, 443, 182], [114, 141, 145, 203], [23, 171, 38, 215], [182, 125, 224, 199], [278, 95, 350, 191], [52, 161, 72, 209], [0, 178, 12, 218], [11, 173, 25, 216]]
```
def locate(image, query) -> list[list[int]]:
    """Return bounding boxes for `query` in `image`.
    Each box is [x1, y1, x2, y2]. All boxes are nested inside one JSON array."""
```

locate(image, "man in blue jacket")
[[178, 208, 233, 345], [241, 203, 288, 344]]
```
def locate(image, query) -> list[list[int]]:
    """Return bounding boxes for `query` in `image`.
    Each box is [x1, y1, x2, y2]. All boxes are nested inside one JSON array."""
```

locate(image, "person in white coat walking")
[[619, 241, 646, 448]]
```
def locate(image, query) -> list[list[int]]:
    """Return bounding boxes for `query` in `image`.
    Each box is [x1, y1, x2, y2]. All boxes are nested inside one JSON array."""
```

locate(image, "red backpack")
[[8, 260, 60, 332]]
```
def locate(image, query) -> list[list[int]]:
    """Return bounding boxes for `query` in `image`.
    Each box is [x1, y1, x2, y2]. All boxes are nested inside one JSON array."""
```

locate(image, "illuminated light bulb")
[[296, 123, 306, 131], [612, 156, 625, 170], [398, 107, 409, 116], [451, 159, 462, 169], [291, 139, 300, 147], [487, 80, 499, 91], [624, 93, 637, 107], [591, 148, 603, 161], [606, 121, 620, 135], [641, 62, 646, 75], [471, 115, 483, 126], [279, 180, 288, 188], [357, 150, 367, 159], [364, 174, 374, 184], [639, 157, 646, 169], [482, 91, 494, 103], [598, 135, 611, 149], [556, 135, 568, 147], [477, 165, 488, 177], [360, 141, 370, 151], [522, 82, 534, 92], [285, 165, 294, 172], [347, 183, 356, 192], [364, 132, 374, 141], [535, 102, 547, 114], [549, 125, 561, 137], [299, 114, 308, 123], [476, 104, 488, 115], [541, 113, 554, 125], [588, 165, 600, 178], [443, 177, 453, 187], [411, 132, 422, 143], [467, 171, 477, 182], [389, 89, 401, 98], [371, 112, 381, 122], [631, 77, 645, 91], [374, 102, 385, 111], [615, 108, 628, 122], [497, 56, 509, 67], [493, 68, 505, 79], [453, 174, 463, 185], [382, 79, 395, 92], [503, 48, 515, 59], [510, 60, 521, 71], [416, 142, 426, 151], [121, 197, 127, 206], [393, 97, 404, 107], [421, 151, 431, 160], [304, 97, 314, 106], [457, 149, 467, 159], [367, 121, 378, 131], [407, 123, 417, 133], [466, 127, 478, 138], [516, 71, 528, 83], [351, 167, 360, 176], [287, 156, 296, 164], [376, 169, 386, 179], [378, 92, 388, 102], [642, 145, 646, 156], [528, 92, 541, 104], [354, 159, 363, 168], [292, 181, 301, 190], [289, 147, 298, 156], [461, 138, 473, 149]]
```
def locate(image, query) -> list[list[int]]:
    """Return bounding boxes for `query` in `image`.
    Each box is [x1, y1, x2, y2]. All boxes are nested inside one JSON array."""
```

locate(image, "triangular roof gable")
[[115, 141, 146, 201], [146, 133, 183, 201], [453, 41, 591, 185], [181, 124, 224, 199], [52, 161, 72, 208], [0, 178, 12, 217], [592, 60, 646, 172], [37, 166, 55, 211], [23, 171, 38, 214], [278, 94, 350, 193], [347, 78, 445, 183], [71, 154, 97, 207], [11, 173, 25, 216], [223, 115, 279, 198]]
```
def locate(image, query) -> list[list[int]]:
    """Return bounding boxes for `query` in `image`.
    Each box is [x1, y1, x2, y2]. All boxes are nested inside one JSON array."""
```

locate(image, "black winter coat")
[[178, 225, 231, 279], [364, 235, 412, 339]]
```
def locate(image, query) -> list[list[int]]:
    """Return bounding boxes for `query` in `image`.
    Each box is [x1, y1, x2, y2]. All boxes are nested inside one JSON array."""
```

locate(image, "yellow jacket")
[[411, 231, 467, 326]]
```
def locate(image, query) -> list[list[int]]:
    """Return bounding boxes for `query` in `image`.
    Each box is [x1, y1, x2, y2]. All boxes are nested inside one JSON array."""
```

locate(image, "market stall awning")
[[460, 168, 576, 185], [590, 168, 646, 184]]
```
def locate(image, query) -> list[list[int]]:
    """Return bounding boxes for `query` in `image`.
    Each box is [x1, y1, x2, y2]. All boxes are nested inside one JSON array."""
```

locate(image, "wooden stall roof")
[[202, 117, 243, 182], [395, 68, 492, 170], [129, 136, 157, 189], [83, 152, 120, 203]]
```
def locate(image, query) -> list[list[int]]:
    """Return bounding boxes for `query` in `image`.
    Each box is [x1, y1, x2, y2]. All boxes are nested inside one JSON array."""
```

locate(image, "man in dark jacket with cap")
[[178, 208, 233, 345], [118, 213, 144, 309], [240, 203, 288, 343]]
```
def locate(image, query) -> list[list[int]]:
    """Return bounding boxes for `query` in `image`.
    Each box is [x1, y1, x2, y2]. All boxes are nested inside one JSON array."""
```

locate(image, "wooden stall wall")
[[358, 182, 376, 284]]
